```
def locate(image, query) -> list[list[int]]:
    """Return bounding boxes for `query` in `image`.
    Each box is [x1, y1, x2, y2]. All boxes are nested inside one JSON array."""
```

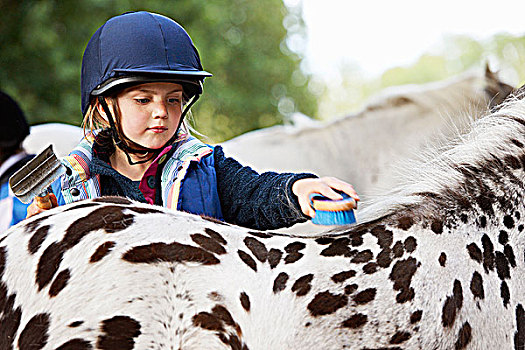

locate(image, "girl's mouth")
[[148, 126, 168, 133]]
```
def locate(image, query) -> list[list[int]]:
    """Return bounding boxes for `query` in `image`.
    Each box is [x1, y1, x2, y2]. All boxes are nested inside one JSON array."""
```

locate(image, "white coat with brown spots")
[[1, 92, 525, 349]]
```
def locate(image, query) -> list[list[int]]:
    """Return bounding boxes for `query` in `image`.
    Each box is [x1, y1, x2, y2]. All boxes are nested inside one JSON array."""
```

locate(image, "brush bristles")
[[312, 208, 356, 225]]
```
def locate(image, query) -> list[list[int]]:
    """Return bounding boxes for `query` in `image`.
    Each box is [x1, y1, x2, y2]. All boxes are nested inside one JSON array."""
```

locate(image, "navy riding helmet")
[[81, 11, 212, 115]]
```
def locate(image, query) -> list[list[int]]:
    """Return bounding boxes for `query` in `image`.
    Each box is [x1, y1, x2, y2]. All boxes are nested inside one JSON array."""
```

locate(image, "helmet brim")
[[91, 70, 212, 96]]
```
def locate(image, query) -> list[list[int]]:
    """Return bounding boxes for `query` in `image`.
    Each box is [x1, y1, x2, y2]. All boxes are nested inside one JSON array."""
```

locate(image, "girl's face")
[[115, 82, 184, 150]]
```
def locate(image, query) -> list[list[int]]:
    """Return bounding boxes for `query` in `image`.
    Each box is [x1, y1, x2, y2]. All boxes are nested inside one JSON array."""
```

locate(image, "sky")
[[289, 0, 525, 79]]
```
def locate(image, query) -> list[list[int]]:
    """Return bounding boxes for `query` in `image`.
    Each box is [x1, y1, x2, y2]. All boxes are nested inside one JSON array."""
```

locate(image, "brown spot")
[[191, 233, 226, 255], [376, 248, 393, 268], [344, 284, 358, 295], [351, 250, 373, 263], [503, 215, 515, 229], [505, 154, 521, 169], [292, 274, 314, 297], [511, 139, 524, 148], [389, 257, 418, 303], [193, 311, 223, 332], [268, 248, 282, 269], [331, 270, 356, 283], [455, 322, 472, 349], [396, 216, 414, 230], [28, 225, 50, 254], [350, 234, 363, 247], [431, 220, 443, 234], [93, 196, 132, 205], [482, 234, 495, 272], [390, 331, 411, 344], [392, 241, 404, 258], [244, 237, 268, 262], [404, 237, 417, 253], [193, 304, 240, 340], [284, 252, 303, 264], [442, 280, 463, 327], [467, 243, 482, 263], [495, 251, 510, 280], [208, 291, 224, 302], [65, 206, 134, 248], [90, 241, 116, 263], [363, 262, 378, 274], [273, 272, 289, 293], [504, 244, 516, 267], [285, 241, 306, 252], [284, 242, 305, 264], [370, 225, 394, 248], [217, 332, 246, 350], [237, 250, 257, 271], [49, 269, 70, 297], [353, 288, 376, 305], [55, 339, 92, 350], [501, 281, 510, 307], [204, 228, 227, 245], [479, 215, 487, 228], [211, 305, 236, 328], [308, 291, 348, 317], [499, 230, 509, 244], [240, 292, 250, 312], [410, 310, 423, 324], [122, 242, 220, 265], [315, 237, 334, 245], [96, 315, 141, 350], [341, 313, 367, 329], [17, 313, 50, 350], [320, 238, 354, 257], [68, 321, 84, 328], [36, 242, 66, 290], [439, 252, 447, 267]]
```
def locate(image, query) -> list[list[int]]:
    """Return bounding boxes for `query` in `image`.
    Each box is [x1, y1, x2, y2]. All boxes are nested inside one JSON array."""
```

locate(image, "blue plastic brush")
[[309, 192, 357, 225]]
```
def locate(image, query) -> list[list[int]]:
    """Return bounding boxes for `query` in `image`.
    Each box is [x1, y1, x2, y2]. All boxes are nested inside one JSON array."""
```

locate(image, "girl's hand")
[[26, 193, 58, 218], [292, 177, 360, 218]]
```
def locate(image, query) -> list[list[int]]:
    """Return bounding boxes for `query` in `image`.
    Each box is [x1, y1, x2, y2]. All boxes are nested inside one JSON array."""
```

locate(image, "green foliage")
[[0, 0, 316, 142]]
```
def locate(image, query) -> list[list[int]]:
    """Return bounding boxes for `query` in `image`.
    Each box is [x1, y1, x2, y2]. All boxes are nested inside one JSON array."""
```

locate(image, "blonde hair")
[[82, 96, 117, 137]]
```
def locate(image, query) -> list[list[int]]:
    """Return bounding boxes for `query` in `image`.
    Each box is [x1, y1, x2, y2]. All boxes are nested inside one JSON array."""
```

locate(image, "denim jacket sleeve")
[[213, 145, 317, 230]]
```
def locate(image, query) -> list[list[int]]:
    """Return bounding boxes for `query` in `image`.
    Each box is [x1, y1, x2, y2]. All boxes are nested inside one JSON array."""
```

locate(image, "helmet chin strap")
[[97, 94, 200, 166]]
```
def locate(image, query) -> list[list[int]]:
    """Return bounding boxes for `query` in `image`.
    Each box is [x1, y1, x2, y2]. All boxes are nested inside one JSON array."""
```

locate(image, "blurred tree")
[[0, 0, 316, 142]]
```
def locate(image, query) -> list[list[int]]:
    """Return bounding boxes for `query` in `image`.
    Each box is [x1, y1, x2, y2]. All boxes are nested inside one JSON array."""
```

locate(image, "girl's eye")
[[168, 97, 181, 104], [135, 98, 150, 104]]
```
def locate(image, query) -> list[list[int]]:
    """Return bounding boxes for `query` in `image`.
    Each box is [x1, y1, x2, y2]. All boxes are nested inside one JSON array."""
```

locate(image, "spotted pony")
[[1, 92, 525, 349]]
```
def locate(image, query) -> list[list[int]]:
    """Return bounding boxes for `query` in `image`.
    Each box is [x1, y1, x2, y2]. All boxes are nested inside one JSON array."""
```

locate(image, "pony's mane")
[[358, 93, 525, 223]]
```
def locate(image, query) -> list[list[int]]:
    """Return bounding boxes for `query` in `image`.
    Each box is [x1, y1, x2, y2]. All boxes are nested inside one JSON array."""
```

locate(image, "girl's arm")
[[213, 146, 327, 230]]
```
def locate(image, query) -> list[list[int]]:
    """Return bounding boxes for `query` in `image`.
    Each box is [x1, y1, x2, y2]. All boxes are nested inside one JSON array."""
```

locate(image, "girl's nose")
[[152, 102, 168, 119]]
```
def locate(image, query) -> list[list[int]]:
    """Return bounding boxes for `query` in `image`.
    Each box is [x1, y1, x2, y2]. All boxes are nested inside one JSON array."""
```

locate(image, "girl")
[[27, 11, 359, 230]]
